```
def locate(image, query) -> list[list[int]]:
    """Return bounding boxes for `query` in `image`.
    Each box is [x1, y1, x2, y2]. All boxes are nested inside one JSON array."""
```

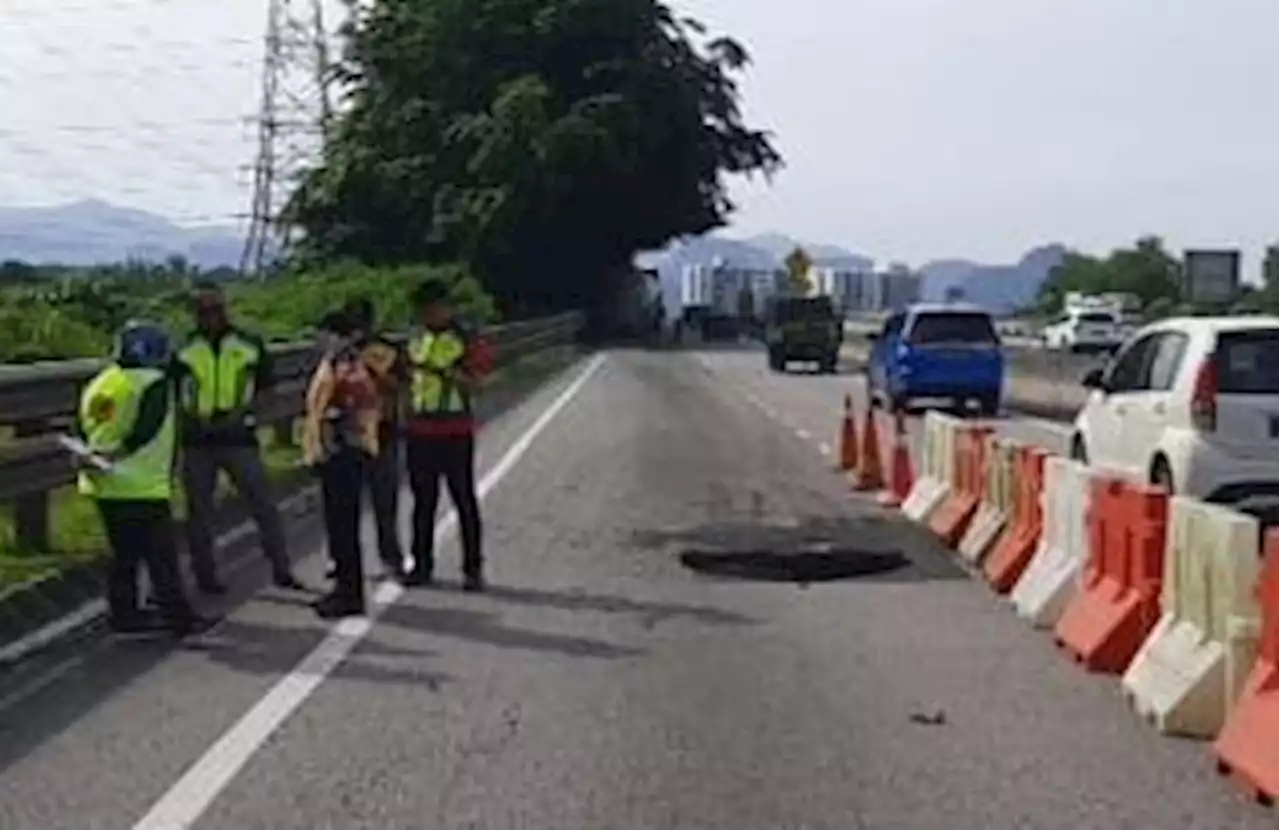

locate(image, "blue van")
[[866, 304, 1004, 415]]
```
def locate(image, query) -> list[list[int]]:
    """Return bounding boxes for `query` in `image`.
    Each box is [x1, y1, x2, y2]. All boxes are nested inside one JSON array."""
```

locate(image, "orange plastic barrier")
[[1212, 528, 1278, 804], [926, 425, 992, 546], [982, 446, 1049, 593], [1053, 478, 1169, 673]]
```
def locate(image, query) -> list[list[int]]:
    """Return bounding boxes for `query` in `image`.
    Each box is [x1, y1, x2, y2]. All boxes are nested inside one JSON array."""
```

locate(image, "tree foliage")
[[1037, 235, 1182, 316], [285, 0, 782, 314], [0, 259, 494, 363]]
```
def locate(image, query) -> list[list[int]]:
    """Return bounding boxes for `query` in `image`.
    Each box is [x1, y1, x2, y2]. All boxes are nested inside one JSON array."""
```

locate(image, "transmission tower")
[[241, 0, 337, 275]]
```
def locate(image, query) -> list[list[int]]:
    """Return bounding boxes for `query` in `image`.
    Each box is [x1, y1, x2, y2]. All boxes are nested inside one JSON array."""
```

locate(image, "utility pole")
[[241, 0, 336, 276]]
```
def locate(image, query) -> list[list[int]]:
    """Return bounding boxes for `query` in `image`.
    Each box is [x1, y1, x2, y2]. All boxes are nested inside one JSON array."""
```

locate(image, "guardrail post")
[[13, 420, 51, 552]]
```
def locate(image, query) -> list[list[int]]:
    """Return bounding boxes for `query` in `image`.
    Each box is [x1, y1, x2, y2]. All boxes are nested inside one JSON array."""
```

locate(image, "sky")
[[0, 0, 1276, 269]]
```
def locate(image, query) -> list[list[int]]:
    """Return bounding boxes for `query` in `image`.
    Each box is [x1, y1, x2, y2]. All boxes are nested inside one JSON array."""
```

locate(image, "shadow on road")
[[479, 584, 755, 628], [380, 603, 642, 660], [632, 514, 967, 584]]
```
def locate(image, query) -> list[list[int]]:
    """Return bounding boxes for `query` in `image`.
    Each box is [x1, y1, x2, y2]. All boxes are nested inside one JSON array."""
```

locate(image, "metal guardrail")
[[0, 312, 583, 550]]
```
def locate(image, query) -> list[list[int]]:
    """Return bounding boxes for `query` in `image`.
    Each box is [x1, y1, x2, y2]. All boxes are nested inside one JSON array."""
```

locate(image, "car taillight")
[[1190, 356, 1217, 432]]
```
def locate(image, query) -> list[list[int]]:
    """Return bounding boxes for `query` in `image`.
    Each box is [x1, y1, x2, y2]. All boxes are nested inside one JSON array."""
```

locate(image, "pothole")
[[678, 547, 909, 583]]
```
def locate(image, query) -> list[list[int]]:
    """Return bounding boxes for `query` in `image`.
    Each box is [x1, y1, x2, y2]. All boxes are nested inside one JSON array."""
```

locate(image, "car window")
[[1106, 333, 1159, 392], [1078, 312, 1115, 324], [906, 312, 998, 345], [1216, 329, 1279, 394], [882, 313, 905, 339], [1145, 332, 1188, 391]]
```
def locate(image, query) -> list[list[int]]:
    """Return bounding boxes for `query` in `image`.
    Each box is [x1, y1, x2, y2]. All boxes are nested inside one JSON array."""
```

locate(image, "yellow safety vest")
[[407, 329, 470, 416], [76, 366, 176, 501], [175, 331, 262, 419]]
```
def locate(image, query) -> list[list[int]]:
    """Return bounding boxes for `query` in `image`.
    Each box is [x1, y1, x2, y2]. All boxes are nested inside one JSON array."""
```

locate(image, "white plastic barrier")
[[1122, 497, 1262, 738], [1009, 456, 1090, 625], [901, 411, 962, 522], [957, 438, 1018, 565]]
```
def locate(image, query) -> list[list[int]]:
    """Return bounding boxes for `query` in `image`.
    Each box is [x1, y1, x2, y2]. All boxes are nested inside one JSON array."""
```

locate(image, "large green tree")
[[1037, 235, 1182, 316], [284, 0, 781, 313]]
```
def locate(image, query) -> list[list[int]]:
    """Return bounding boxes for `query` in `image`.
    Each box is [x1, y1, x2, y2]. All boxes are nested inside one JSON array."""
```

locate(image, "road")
[[0, 348, 1268, 830]]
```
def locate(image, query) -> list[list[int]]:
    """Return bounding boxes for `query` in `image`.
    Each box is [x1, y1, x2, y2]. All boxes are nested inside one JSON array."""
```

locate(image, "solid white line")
[[131, 353, 607, 830]]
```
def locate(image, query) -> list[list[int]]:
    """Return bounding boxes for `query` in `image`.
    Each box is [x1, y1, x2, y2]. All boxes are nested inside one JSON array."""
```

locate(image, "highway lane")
[[0, 349, 1270, 830]]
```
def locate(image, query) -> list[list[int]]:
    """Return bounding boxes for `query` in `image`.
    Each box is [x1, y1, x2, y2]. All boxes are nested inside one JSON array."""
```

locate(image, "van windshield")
[[1076, 312, 1116, 324], [1216, 329, 1279, 394], [907, 312, 998, 345]]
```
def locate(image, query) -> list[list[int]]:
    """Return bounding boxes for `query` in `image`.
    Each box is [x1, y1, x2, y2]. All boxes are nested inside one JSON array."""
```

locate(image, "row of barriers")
[[845, 407, 1277, 808]]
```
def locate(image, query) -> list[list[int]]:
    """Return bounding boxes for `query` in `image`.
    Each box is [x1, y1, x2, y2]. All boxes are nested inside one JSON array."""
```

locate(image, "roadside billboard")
[[1183, 249, 1241, 305]]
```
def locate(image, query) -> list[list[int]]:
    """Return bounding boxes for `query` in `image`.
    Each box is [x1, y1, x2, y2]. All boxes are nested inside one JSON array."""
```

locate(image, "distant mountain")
[[919, 244, 1068, 314], [0, 200, 249, 268]]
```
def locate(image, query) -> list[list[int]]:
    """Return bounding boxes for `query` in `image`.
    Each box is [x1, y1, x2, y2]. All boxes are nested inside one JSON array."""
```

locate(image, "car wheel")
[[1069, 435, 1088, 464], [820, 353, 839, 374], [1150, 457, 1175, 495], [977, 394, 1000, 418]]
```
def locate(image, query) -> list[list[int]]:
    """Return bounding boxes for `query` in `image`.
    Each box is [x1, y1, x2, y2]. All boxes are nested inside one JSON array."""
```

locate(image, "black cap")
[[412, 280, 451, 309]]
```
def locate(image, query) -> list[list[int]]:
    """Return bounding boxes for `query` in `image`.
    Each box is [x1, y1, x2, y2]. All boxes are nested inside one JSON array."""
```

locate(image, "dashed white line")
[[795, 428, 811, 440], [130, 353, 607, 830], [818, 443, 832, 456]]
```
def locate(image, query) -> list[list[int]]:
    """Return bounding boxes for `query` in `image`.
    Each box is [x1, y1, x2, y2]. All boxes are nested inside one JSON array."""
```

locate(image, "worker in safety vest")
[[401, 281, 493, 591], [172, 282, 298, 594], [75, 322, 213, 636]]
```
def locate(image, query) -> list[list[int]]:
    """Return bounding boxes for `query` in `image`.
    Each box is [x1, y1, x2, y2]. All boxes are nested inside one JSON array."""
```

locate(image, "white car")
[[1042, 309, 1123, 353], [1069, 316, 1278, 521]]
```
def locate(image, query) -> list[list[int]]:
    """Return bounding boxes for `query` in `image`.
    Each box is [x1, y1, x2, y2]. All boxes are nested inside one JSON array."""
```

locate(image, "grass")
[[0, 428, 304, 592], [0, 345, 576, 592]]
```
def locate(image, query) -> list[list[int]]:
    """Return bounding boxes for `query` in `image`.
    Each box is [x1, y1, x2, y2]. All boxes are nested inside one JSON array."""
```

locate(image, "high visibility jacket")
[[174, 329, 266, 420], [407, 328, 472, 418], [76, 365, 176, 501]]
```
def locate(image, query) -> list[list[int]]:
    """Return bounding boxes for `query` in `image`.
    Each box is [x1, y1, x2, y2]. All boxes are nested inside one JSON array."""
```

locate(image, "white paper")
[[57, 435, 114, 472]]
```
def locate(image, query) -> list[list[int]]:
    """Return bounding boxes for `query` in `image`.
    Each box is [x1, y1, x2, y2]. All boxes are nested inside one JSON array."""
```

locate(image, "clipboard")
[[57, 435, 115, 472]]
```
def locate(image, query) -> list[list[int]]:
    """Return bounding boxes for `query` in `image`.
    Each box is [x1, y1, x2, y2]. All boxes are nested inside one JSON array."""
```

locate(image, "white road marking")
[[795, 428, 811, 440], [130, 353, 607, 830], [818, 443, 831, 456]]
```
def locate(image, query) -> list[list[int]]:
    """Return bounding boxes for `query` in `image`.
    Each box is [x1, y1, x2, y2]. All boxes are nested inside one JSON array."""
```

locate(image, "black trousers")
[[406, 436, 482, 578], [319, 448, 367, 604], [366, 425, 403, 569], [97, 499, 193, 625]]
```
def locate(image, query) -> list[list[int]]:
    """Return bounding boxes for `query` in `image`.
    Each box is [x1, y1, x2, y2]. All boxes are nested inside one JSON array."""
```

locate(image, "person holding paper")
[[75, 322, 212, 635]]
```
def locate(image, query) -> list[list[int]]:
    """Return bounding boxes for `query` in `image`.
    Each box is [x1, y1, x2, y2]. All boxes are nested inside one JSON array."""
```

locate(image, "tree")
[[285, 0, 782, 314], [784, 246, 812, 295], [1037, 235, 1181, 314]]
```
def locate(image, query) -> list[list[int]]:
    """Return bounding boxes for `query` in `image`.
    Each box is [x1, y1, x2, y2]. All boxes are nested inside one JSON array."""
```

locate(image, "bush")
[[0, 262, 496, 362]]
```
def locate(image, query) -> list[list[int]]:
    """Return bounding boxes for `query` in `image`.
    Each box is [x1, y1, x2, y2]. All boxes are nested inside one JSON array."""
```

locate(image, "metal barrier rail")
[[0, 312, 583, 549]]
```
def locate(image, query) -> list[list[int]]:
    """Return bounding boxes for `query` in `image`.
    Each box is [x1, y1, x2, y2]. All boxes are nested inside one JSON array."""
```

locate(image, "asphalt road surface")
[[0, 348, 1269, 830]]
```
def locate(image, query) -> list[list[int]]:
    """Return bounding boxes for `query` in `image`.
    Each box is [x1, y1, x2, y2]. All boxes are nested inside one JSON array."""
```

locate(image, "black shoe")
[[273, 570, 304, 590], [166, 613, 219, 637], [109, 611, 166, 636], [313, 593, 365, 619], [196, 578, 227, 597], [399, 569, 433, 588], [462, 573, 486, 593]]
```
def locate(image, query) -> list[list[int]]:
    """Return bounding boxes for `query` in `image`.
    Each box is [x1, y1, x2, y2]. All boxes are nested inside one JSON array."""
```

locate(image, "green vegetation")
[[285, 0, 781, 315], [0, 259, 494, 362], [1036, 237, 1278, 320]]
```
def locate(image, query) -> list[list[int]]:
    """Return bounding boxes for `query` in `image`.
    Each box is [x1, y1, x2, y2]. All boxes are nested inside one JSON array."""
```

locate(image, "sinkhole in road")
[[678, 547, 909, 583]]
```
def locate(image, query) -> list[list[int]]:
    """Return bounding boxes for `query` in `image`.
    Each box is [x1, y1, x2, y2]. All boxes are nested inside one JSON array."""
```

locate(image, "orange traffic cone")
[[876, 409, 914, 508], [836, 393, 860, 471], [851, 405, 885, 492]]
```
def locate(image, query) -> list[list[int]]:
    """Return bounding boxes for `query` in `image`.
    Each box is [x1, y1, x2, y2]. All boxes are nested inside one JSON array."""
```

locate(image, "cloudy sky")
[[0, 0, 1275, 268]]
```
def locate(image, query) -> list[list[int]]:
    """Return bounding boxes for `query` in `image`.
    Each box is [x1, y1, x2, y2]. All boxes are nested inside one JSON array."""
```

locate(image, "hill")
[[919, 244, 1068, 314], [0, 200, 250, 268]]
